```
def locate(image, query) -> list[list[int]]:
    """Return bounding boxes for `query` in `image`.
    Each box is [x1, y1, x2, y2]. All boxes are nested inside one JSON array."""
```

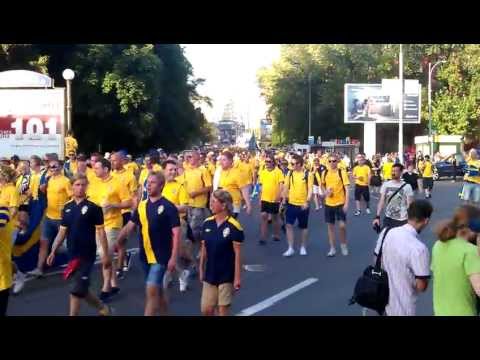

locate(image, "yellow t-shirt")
[[464, 159, 480, 184], [237, 161, 253, 185], [46, 175, 72, 220], [421, 161, 433, 178], [139, 164, 162, 190], [0, 183, 20, 210], [284, 170, 314, 206], [0, 207, 12, 291], [218, 167, 249, 207], [64, 136, 78, 157], [353, 165, 371, 186], [112, 168, 138, 214], [29, 171, 41, 201], [206, 162, 216, 178], [258, 167, 284, 203], [124, 161, 139, 176], [162, 180, 189, 207], [382, 162, 394, 180], [321, 168, 350, 207], [87, 175, 131, 229], [183, 165, 213, 208]]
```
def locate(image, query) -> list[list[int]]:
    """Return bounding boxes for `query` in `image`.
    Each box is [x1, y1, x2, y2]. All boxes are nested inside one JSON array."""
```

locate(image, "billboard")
[[344, 79, 421, 124], [0, 89, 65, 159]]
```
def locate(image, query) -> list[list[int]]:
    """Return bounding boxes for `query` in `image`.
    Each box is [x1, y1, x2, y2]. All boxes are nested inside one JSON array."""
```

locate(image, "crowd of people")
[[1, 138, 480, 316]]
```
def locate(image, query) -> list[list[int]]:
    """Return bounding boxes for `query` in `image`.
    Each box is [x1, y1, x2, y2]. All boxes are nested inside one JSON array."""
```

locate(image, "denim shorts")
[[41, 218, 62, 244], [462, 181, 480, 203], [143, 263, 167, 288]]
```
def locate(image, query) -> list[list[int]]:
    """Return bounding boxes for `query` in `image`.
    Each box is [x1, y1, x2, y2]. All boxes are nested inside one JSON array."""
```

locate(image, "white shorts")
[[313, 185, 323, 196], [96, 228, 120, 257]]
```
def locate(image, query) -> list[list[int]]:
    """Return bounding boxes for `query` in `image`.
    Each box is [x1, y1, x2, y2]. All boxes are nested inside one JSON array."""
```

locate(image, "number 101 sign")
[[0, 89, 65, 159]]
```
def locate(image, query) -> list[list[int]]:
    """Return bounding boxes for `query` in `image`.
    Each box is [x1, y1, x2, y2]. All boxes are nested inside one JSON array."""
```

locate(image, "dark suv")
[[433, 153, 466, 180]]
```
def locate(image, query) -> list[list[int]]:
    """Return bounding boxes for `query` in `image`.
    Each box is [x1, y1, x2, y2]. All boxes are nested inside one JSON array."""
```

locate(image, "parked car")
[[433, 153, 466, 180]]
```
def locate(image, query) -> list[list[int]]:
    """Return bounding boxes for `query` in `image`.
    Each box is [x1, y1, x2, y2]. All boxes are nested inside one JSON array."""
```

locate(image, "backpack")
[[349, 227, 393, 315], [321, 168, 345, 194]]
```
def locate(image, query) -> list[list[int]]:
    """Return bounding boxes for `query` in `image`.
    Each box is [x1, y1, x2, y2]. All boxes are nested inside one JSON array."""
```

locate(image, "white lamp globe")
[[62, 69, 75, 81]]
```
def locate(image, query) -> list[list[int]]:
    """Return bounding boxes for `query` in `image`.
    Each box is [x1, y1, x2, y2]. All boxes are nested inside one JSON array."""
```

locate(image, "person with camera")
[[373, 200, 433, 316]]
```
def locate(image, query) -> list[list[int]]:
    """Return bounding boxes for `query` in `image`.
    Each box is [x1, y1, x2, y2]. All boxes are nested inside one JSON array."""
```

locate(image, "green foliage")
[[258, 44, 480, 146], [0, 44, 211, 154]]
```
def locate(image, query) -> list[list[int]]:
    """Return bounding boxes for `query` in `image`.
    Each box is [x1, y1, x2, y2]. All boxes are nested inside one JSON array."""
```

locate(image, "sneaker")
[[366, 208, 371, 214], [272, 237, 280, 242], [13, 271, 26, 295], [163, 272, 173, 289], [122, 252, 132, 272], [354, 210, 361, 216], [27, 268, 44, 278], [341, 244, 349, 256], [179, 270, 190, 292], [327, 248, 336, 257], [299, 247, 307, 256], [116, 269, 125, 280], [282, 248, 295, 257], [258, 239, 267, 246], [98, 304, 112, 316], [99, 291, 111, 303]]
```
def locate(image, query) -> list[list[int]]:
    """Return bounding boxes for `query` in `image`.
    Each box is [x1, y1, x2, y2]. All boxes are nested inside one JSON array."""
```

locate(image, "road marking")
[[236, 277, 319, 316]]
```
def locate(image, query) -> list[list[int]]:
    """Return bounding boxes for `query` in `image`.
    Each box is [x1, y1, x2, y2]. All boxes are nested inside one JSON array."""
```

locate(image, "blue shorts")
[[41, 218, 61, 244], [285, 204, 309, 229], [462, 181, 480, 203], [143, 263, 167, 288]]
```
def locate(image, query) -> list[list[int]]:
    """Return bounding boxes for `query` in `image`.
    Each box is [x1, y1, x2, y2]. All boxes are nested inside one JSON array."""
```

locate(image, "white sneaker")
[[179, 270, 190, 292], [299, 247, 307, 256], [27, 268, 44, 277], [283, 248, 295, 257], [366, 208, 371, 214], [163, 271, 173, 289], [13, 271, 26, 295], [341, 244, 349, 256], [327, 248, 336, 257]]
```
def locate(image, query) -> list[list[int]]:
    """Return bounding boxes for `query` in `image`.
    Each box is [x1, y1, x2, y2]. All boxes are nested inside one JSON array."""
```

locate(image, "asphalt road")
[[8, 180, 464, 316]]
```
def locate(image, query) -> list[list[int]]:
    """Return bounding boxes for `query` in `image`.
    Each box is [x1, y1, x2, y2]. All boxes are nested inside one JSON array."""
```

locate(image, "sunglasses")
[[265, 160, 273, 163], [49, 165, 60, 169], [328, 160, 337, 163], [291, 162, 299, 166]]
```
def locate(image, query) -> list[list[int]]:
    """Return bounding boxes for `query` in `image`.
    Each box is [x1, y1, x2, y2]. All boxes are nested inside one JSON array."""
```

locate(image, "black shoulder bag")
[[349, 227, 393, 315]]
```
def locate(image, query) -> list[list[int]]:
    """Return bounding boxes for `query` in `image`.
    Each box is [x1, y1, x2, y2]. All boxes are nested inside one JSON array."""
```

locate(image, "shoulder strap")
[[386, 182, 407, 205], [375, 227, 393, 270]]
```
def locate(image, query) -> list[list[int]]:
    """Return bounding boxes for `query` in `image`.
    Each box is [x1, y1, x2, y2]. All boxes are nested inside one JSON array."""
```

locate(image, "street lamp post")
[[308, 72, 312, 139], [62, 69, 75, 134], [428, 60, 446, 156]]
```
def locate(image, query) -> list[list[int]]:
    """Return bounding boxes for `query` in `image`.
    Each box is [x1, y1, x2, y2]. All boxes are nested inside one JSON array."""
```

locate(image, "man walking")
[[352, 153, 371, 216]]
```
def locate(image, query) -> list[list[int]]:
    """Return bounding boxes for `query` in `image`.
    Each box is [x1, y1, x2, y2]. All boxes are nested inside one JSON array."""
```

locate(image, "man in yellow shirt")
[[64, 151, 78, 178], [29, 159, 72, 277], [88, 158, 132, 302], [124, 154, 140, 179], [205, 152, 217, 178], [138, 152, 163, 202], [258, 153, 284, 245], [0, 165, 20, 244], [462, 149, 480, 205], [111, 152, 138, 280], [76, 154, 96, 185], [281, 154, 314, 257], [381, 156, 394, 181], [0, 206, 11, 316], [161, 159, 190, 292], [215, 151, 252, 218], [352, 154, 371, 216], [321, 153, 350, 257], [64, 131, 78, 159], [15, 161, 32, 206], [419, 155, 434, 199]]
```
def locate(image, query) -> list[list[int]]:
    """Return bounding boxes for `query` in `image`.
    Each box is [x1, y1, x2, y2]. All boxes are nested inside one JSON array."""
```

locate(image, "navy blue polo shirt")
[[201, 216, 244, 285], [61, 199, 104, 261], [131, 197, 180, 266]]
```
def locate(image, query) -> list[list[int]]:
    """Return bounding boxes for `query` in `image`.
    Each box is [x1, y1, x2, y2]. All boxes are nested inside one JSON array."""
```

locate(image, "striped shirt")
[[374, 224, 430, 316]]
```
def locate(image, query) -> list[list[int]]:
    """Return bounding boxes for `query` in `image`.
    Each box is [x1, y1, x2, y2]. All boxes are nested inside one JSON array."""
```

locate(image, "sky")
[[182, 44, 281, 129]]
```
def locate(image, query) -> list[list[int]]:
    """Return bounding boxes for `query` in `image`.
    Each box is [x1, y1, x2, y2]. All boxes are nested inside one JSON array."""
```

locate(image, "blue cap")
[[468, 219, 480, 233]]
